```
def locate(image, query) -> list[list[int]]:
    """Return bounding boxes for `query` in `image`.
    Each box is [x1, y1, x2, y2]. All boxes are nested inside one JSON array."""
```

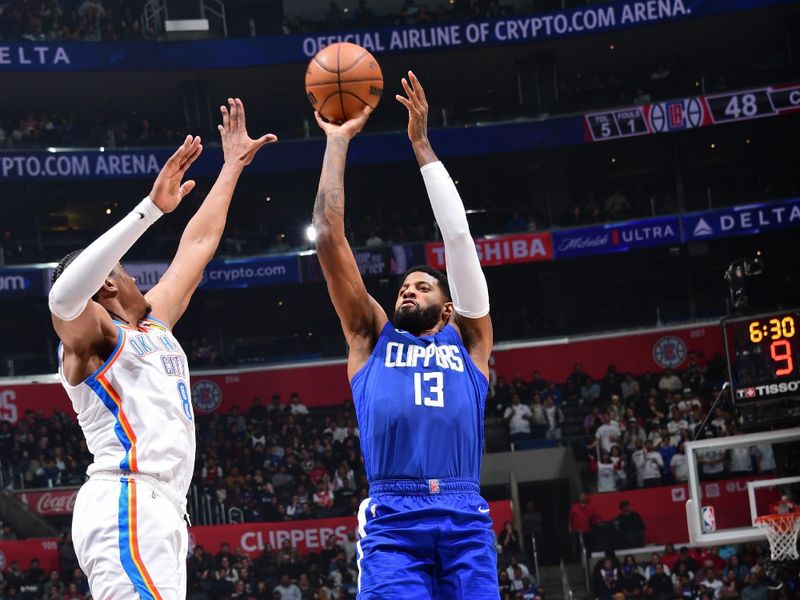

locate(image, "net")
[[754, 512, 800, 561]]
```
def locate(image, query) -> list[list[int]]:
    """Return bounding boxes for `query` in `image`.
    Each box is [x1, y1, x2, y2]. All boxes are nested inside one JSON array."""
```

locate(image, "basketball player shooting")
[[312, 71, 497, 599], [48, 99, 275, 599]]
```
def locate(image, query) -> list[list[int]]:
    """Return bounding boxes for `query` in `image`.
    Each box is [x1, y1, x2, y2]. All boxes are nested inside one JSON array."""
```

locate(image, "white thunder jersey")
[[58, 317, 195, 498]]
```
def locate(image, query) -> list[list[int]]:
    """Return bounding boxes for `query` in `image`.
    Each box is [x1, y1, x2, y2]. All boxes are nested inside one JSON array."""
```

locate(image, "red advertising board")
[[15, 488, 79, 516], [0, 538, 60, 572], [493, 323, 722, 383], [425, 232, 553, 269], [587, 477, 778, 545], [0, 322, 722, 423], [189, 500, 512, 557]]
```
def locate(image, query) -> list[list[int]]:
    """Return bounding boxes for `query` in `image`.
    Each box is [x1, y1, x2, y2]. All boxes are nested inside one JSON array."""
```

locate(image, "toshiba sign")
[[426, 232, 553, 269]]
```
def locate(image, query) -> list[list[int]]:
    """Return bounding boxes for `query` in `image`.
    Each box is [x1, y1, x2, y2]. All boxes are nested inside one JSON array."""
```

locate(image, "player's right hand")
[[396, 70, 429, 145], [315, 105, 372, 140], [148, 135, 203, 213]]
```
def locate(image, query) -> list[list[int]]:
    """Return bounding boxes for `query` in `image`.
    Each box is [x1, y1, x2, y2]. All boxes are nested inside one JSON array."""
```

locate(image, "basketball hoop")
[[755, 512, 800, 561]]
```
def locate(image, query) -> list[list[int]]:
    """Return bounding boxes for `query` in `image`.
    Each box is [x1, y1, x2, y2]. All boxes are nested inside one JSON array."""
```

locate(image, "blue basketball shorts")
[[356, 478, 499, 600]]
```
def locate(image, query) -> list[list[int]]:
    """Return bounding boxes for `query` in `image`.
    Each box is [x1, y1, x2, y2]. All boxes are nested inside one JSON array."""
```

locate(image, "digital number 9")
[[770, 340, 794, 377]]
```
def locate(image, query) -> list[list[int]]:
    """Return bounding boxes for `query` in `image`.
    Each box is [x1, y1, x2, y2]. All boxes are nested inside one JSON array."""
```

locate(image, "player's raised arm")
[[147, 98, 277, 328], [312, 107, 388, 377], [396, 71, 493, 377], [49, 135, 203, 362]]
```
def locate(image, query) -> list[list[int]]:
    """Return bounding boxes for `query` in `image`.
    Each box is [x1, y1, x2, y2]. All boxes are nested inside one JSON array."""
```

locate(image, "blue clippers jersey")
[[351, 323, 489, 483]]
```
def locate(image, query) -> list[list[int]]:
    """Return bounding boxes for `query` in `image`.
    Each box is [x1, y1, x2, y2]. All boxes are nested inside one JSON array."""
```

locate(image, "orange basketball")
[[305, 42, 383, 124]]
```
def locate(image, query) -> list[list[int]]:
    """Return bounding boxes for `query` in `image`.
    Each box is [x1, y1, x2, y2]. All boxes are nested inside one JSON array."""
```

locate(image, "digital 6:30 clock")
[[724, 310, 800, 402]]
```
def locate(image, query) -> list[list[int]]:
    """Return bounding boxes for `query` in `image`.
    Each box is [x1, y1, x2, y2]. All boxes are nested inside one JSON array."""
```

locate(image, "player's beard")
[[393, 303, 442, 335]]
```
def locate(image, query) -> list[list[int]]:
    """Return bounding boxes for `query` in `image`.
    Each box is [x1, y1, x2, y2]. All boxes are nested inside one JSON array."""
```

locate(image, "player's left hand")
[[219, 97, 278, 167], [396, 71, 429, 145]]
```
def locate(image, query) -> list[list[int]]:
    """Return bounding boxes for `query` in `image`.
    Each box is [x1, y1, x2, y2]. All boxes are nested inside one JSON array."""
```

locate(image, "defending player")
[[312, 72, 496, 598], [49, 99, 275, 599]]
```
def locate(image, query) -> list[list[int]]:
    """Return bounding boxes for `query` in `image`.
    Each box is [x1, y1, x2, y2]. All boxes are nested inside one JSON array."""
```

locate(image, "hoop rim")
[[754, 511, 800, 526]]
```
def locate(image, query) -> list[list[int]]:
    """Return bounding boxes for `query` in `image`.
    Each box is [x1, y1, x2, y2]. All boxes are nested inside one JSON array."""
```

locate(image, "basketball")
[[305, 42, 383, 124]]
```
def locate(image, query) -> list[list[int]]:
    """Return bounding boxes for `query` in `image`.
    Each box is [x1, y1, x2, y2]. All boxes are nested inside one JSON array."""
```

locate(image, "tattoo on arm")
[[313, 136, 349, 231]]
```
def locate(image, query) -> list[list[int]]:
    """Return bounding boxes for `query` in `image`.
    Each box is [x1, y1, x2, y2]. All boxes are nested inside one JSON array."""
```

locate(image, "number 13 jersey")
[[350, 322, 488, 483]]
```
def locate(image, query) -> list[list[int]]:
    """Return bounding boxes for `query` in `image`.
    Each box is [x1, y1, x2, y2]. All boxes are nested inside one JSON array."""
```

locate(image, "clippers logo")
[[652, 336, 687, 369], [649, 98, 705, 132], [191, 380, 222, 413]]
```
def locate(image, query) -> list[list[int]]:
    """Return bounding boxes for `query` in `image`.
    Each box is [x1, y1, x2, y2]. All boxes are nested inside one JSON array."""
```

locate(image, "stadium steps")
[[537, 562, 591, 600], [484, 416, 509, 452], [0, 491, 58, 538], [560, 402, 587, 438]]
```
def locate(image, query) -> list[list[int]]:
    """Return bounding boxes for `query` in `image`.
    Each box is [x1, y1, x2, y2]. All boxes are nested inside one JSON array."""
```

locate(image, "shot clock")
[[723, 310, 800, 403]]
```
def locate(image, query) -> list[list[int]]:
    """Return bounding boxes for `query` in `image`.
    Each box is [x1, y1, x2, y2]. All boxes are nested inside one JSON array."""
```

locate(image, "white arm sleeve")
[[420, 161, 489, 319], [48, 197, 163, 320]]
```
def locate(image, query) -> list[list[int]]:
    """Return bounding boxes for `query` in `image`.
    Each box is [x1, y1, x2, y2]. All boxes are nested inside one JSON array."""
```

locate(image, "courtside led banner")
[[0, 0, 791, 72], [0, 268, 45, 298], [426, 232, 553, 268], [552, 216, 681, 258], [585, 81, 800, 141], [0, 322, 724, 422], [189, 501, 512, 556], [588, 476, 779, 545], [681, 197, 800, 242]]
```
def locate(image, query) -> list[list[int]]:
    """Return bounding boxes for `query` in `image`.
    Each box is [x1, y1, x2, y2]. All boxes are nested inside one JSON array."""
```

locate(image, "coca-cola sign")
[[16, 488, 79, 516]]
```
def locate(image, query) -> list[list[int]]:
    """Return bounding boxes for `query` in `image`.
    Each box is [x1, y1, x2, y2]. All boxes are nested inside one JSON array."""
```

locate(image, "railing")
[[188, 485, 240, 526], [530, 534, 541, 587], [141, 0, 168, 37], [579, 531, 591, 591], [560, 558, 574, 600], [201, 0, 228, 38]]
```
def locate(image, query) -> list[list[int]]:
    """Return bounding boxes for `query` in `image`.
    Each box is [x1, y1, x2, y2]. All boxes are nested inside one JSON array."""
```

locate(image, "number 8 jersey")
[[58, 318, 196, 499], [350, 322, 488, 483]]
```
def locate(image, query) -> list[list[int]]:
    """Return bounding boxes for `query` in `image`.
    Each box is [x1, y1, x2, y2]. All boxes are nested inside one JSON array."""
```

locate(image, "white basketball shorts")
[[72, 472, 188, 600]]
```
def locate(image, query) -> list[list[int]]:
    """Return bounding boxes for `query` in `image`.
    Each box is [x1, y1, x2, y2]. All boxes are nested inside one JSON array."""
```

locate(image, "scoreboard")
[[723, 309, 800, 404], [585, 82, 800, 142]]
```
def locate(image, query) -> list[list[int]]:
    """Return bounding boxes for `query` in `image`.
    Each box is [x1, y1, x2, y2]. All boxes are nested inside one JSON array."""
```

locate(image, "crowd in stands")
[[192, 395, 368, 524], [491, 353, 778, 495], [0, 0, 153, 42], [592, 542, 795, 600], [280, 0, 513, 36], [0, 0, 514, 42], [0, 111, 191, 149], [0, 530, 545, 599], [0, 382, 555, 598]]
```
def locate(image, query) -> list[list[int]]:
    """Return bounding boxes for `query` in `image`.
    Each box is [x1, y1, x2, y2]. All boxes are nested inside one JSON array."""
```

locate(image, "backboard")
[[685, 428, 800, 545]]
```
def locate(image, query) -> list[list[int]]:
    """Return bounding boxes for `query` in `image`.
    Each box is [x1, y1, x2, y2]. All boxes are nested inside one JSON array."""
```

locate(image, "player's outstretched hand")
[[149, 135, 203, 213], [314, 105, 372, 140], [219, 97, 278, 167], [396, 70, 429, 145]]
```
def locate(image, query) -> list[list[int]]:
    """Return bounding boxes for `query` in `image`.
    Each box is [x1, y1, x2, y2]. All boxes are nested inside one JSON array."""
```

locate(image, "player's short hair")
[[51, 249, 85, 284], [401, 265, 451, 302]]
